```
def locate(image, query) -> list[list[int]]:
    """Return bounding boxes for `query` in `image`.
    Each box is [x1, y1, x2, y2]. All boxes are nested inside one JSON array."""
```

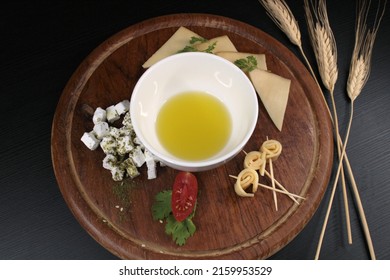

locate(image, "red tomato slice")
[[171, 172, 198, 222]]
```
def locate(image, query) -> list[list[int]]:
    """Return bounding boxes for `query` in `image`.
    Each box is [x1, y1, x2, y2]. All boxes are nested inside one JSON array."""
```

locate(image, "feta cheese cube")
[[121, 158, 140, 179], [100, 135, 117, 154], [144, 149, 157, 179], [119, 126, 132, 136], [109, 127, 121, 139], [106, 105, 120, 123], [110, 166, 125, 181], [130, 146, 146, 167], [114, 100, 130, 116], [144, 149, 157, 161], [133, 137, 145, 150], [146, 160, 157, 179], [122, 112, 133, 128], [92, 107, 107, 124], [93, 121, 110, 139], [102, 154, 117, 170], [116, 135, 134, 155], [81, 131, 101, 150]]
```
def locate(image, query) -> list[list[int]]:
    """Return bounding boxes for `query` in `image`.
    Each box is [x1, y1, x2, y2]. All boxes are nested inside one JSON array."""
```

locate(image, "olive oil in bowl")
[[156, 91, 232, 161]]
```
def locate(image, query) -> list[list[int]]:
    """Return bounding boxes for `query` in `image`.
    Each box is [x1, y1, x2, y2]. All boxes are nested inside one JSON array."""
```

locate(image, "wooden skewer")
[[261, 138, 281, 211], [229, 175, 305, 200], [269, 159, 278, 210], [263, 170, 301, 205]]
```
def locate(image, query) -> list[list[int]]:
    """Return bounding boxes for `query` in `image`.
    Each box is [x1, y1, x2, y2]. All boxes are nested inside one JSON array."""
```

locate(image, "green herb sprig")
[[177, 36, 216, 54], [152, 190, 197, 246], [234, 55, 258, 72]]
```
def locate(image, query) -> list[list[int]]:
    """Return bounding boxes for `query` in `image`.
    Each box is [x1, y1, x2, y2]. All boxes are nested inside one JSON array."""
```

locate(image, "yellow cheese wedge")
[[195, 35, 237, 53], [142, 26, 202, 68], [249, 69, 291, 131], [216, 51, 267, 71]]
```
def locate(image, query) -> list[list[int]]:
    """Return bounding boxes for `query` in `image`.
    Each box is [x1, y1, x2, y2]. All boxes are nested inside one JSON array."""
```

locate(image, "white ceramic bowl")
[[130, 52, 258, 172]]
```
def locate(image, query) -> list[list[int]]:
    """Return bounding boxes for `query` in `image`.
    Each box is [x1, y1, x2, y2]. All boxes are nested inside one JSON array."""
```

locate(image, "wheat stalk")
[[304, 0, 355, 254], [259, 0, 355, 254], [347, 0, 385, 101], [344, 0, 387, 259], [304, 0, 338, 92], [259, 0, 386, 259], [312, 23, 338, 93], [314, 0, 386, 260], [258, 0, 322, 89], [258, 0, 301, 46]]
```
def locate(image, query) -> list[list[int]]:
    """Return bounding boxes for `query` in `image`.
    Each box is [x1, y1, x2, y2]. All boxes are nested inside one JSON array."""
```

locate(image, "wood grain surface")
[[51, 14, 333, 259]]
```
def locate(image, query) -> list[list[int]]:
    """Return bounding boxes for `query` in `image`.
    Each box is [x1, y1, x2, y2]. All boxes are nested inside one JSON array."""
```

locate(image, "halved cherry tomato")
[[171, 172, 198, 222]]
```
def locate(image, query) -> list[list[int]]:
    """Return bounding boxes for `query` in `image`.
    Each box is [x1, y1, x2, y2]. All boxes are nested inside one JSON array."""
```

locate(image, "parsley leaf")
[[177, 45, 197, 53], [165, 214, 196, 246], [189, 36, 207, 44], [234, 55, 258, 72], [177, 36, 216, 54], [203, 41, 217, 53], [151, 190, 172, 220], [152, 190, 198, 246]]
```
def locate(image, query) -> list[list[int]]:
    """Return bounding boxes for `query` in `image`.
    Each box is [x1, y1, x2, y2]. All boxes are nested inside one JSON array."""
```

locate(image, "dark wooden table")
[[1, 0, 389, 260]]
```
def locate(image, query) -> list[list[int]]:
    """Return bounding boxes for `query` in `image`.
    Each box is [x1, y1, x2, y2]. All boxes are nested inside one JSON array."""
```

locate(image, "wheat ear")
[[345, 0, 387, 260], [260, 0, 355, 251], [258, 1, 322, 91], [315, 0, 386, 260], [304, 0, 354, 252]]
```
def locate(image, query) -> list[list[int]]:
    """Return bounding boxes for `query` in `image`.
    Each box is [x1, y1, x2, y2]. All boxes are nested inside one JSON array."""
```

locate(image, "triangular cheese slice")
[[142, 26, 202, 68], [195, 35, 237, 53], [249, 69, 291, 131], [216, 51, 267, 71]]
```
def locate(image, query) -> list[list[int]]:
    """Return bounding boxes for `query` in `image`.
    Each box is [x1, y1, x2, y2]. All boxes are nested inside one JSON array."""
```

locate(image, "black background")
[[1, 0, 389, 259]]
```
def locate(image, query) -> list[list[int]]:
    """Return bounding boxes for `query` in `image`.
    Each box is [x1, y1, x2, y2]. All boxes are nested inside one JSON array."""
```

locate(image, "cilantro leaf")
[[177, 45, 197, 53], [152, 190, 198, 246], [189, 36, 207, 44], [234, 55, 258, 72], [177, 36, 216, 54], [185, 219, 196, 236], [151, 190, 172, 220], [203, 41, 217, 53], [165, 214, 196, 246]]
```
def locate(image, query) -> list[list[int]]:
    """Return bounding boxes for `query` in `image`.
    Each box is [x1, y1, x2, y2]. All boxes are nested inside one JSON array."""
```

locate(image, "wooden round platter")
[[51, 14, 333, 259]]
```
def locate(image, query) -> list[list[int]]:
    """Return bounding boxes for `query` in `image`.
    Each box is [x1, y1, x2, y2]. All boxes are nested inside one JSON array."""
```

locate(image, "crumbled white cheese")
[[100, 135, 117, 155], [93, 121, 110, 139], [82, 101, 162, 181], [122, 112, 133, 128], [116, 135, 134, 155], [106, 105, 120, 123], [133, 136, 145, 150], [102, 154, 117, 170], [115, 100, 130, 116], [109, 127, 121, 138], [81, 132, 101, 150], [92, 107, 107, 124], [144, 149, 157, 179], [130, 146, 146, 167], [118, 126, 132, 137], [111, 166, 125, 181], [121, 158, 140, 179]]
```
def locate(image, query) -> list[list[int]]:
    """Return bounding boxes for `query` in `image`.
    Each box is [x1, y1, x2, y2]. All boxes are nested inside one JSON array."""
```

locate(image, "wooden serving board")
[[51, 14, 333, 259]]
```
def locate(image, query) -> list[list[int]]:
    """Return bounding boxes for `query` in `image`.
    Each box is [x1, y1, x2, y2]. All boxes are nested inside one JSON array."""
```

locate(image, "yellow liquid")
[[156, 91, 232, 161]]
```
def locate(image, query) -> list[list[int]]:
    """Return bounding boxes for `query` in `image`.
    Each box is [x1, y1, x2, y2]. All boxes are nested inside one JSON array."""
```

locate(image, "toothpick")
[[268, 158, 278, 210], [229, 175, 305, 201], [261, 137, 282, 211], [263, 170, 301, 205]]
